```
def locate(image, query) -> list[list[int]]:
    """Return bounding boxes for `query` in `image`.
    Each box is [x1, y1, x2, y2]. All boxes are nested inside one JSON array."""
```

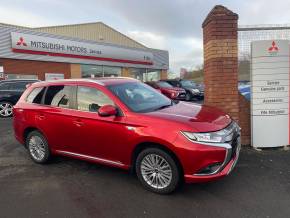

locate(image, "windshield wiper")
[[154, 101, 174, 111]]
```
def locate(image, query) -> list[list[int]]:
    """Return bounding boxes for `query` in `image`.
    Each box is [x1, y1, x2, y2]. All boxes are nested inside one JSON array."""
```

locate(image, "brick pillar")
[[160, 70, 168, 80], [70, 64, 81, 78], [202, 5, 239, 121], [121, 67, 130, 77]]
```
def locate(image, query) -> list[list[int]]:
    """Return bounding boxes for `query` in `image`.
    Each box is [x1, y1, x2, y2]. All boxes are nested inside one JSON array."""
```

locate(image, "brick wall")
[[203, 5, 251, 145], [0, 58, 72, 80]]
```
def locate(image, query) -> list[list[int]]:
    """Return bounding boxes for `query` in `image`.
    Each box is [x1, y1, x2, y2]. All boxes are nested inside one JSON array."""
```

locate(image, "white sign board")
[[10, 32, 153, 65], [45, 73, 64, 81], [251, 40, 289, 148]]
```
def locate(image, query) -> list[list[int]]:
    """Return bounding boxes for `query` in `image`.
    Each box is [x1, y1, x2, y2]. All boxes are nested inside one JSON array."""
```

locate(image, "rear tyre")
[[26, 131, 50, 164], [136, 148, 180, 194], [0, 101, 13, 118]]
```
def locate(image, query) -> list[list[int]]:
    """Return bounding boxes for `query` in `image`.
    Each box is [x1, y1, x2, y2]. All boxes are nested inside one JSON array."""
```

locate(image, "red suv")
[[145, 81, 186, 100], [13, 78, 241, 194]]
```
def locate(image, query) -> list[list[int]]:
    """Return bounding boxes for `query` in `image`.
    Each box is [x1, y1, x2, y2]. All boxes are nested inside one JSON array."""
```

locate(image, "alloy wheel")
[[28, 135, 46, 161], [0, 102, 13, 117], [140, 154, 173, 189]]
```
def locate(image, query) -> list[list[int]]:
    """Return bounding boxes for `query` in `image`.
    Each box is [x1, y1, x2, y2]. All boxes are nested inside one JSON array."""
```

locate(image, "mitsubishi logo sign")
[[268, 41, 279, 54], [16, 37, 27, 46]]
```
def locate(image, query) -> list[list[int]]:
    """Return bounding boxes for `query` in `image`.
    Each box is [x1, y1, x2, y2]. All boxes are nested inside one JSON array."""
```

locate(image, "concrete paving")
[[0, 118, 290, 218]]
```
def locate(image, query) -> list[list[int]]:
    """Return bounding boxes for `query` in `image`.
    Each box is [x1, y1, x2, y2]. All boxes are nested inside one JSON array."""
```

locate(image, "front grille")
[[231, 137, 239, 158], [224, 121, 241, 159], [177, 93, 186, 98]]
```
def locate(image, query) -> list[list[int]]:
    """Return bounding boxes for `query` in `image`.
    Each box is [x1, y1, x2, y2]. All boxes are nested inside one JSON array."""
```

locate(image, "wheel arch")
[[130, 142, 184, 177], [23, 127, 43, 147]]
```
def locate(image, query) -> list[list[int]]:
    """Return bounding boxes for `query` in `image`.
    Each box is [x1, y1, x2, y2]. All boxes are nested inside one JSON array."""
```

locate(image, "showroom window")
[[5, 74, 38, 80], [147, 69, 161, 82], [103, 66, 121, 77], [81, 65, 121, 78], [81, 65, 103, 78], [129, 68, 147, 81]]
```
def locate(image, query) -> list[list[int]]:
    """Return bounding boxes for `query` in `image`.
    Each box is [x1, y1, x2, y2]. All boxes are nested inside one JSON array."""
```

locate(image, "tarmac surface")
[[0, 117, 290, 218]]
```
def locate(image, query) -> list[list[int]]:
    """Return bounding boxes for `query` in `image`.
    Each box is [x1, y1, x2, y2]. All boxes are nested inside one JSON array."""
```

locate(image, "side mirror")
[[98, 105, 118, 117]]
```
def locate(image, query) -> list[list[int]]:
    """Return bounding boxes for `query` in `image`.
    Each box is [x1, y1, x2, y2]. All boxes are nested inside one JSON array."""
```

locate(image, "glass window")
[[44, 86, 72, 108], [9, 82, 32, 91], [129, 68, 147, 81], [103, 66, 121, 77], [81, 65, 103, 78], [77, 86, 114, 112], [26, 87, 45, 104], [108, 82, 171, 113], [147, 69, 161, 82], [6, 74, 38, 80], [157, 81, 173, 88], [180, 80, 197, 87], [0, 82, 11, 91]]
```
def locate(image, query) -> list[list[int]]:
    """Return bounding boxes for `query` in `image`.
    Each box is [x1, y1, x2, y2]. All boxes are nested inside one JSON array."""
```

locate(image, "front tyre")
[[26, 131, 51, 164], [136, 148, 180, 194]]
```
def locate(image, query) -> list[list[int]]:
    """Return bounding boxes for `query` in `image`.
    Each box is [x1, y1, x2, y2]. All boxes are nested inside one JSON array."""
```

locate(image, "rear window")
[[26, 87, 45, 104], [0, 82, 11, 91], [44, 85, 72, 109], [0, 81, 36, 91]]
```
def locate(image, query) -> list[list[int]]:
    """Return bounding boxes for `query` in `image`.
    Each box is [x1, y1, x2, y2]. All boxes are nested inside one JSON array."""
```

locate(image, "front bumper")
[[173, 121, 241, 183], [174, 92, 186, 100], [184, 137, 241, 183]]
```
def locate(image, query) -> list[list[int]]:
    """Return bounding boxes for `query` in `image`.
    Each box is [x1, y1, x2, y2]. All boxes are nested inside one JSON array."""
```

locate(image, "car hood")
[[161, 87, 185, 92], [147, 102, 231, 132]]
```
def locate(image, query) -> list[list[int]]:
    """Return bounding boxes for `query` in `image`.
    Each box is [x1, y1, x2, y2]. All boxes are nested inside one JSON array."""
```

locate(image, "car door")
[[35, 85, 79, 153], [67, 85, 130, 164]]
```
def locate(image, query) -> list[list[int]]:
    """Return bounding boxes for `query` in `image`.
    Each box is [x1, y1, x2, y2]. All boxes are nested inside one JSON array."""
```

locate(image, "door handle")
[[73, 120, 84, 127]]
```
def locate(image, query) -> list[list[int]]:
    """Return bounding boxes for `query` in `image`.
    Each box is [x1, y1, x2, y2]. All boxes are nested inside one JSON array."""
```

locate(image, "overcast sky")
[[1, 0, 290, 73]]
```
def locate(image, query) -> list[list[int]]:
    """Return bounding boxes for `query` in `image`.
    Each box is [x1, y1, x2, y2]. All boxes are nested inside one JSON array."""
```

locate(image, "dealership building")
[[0, 22, 169, 81]]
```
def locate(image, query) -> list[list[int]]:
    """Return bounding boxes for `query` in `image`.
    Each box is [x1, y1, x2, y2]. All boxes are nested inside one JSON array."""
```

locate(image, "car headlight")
[[182, 122, 239, 143], [191, 89, 200, 93]]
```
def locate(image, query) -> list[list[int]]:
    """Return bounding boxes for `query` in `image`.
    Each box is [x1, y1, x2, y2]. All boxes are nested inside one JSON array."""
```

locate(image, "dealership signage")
[[251, 40, 289, 148], [45, 73, 64, 81], [11, 32, 153, 65]]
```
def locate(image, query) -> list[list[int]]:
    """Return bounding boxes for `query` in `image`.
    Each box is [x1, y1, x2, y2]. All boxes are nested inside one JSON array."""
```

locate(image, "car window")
[[0, 81, 34, 91], [108, 82, 171, 113], [44, 85, 72, 108], [77, 86, 114, 112], [167, 81, 178, 86], [9, 82, 30, 91], [26, 87, 45, 104], [0, 82, 11, 91], [180, 80, 196, 87], [157, 81, 173, 88]]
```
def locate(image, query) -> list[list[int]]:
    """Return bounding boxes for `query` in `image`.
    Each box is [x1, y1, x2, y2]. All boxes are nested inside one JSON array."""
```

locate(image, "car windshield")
[[157, 81, 173, 88], [108, 82, 172, 113], [180, 80, 196, 87]]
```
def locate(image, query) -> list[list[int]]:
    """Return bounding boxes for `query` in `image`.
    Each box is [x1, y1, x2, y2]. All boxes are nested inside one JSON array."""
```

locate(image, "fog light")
[[196, 163, 222, 175]]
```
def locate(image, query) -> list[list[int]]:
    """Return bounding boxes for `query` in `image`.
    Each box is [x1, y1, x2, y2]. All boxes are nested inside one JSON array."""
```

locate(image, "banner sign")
[[11, 32, 153, 65], [45, 73, 64, 81], [251, 40, 289, 148]]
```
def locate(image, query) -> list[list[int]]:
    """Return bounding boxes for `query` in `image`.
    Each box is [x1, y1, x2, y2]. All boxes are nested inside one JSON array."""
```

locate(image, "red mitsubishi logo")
[[16, 37, 27, 46], [268, 41, 278, 52]]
